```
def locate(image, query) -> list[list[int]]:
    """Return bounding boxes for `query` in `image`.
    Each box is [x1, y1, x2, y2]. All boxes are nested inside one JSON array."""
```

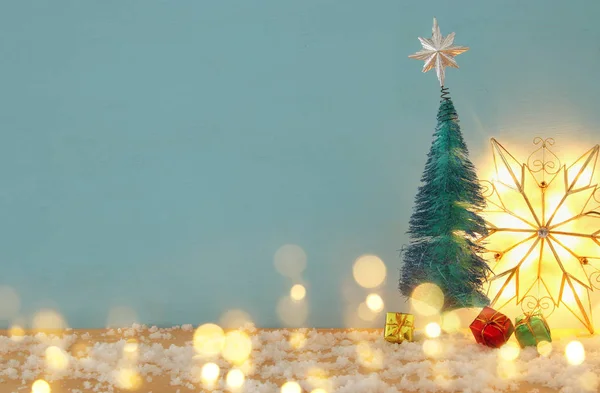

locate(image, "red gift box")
[[469, 306, 514, 348]]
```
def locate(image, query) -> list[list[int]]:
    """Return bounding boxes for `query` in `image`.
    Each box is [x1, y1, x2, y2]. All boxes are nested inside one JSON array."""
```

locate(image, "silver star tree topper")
[[408, 18, 469, 87]]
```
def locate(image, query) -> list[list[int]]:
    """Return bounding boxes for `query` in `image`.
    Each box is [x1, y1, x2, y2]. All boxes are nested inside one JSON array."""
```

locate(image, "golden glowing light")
[[45, 346, 69, 371], [274, 244, 307, 279], [355, 341, 383, 369], [496, 361, 518, 380], [440, 311, 461, 333], [31, 379, 51, 393], [579, 371, 599, 392], [422, 339, 443, 357], [498, 342, 520, 361], [115, 368, 142, 390], [410, 283, 444, 316], [365, 293, 384, 312], [226, 368, 245, 389], [311, 389, 328, 393], [290, 284, 307, 301], [306, 367, 331, 392], [106, 306, 138, 328], [193, 323, 225, 357], [222, 330, 253, 365], [480, 138, 600, 333], [9, 324, 25, 342], [565, 340, 585, 365], [289, 331, 307, 349], [537, 340, 553, 357], [220, 309, 253, 329], [281, 381, 302, 393], [201, 362, 220, 384], [352, 255, 387, 288], [424, 322, 441, 338], [32, 309, 67, 331]]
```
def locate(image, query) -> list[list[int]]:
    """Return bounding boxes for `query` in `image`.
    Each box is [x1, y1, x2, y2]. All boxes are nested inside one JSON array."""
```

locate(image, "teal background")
[[1, 0, 599, 328]]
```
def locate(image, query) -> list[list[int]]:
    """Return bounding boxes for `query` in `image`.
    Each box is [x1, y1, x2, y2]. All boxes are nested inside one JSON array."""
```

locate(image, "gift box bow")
[[474, 310, 509, 340], [386, 313, 413, 336]]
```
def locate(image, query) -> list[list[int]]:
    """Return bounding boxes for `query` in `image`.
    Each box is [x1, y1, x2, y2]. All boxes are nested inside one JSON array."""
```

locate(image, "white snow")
[[0, 327, 598, 392]]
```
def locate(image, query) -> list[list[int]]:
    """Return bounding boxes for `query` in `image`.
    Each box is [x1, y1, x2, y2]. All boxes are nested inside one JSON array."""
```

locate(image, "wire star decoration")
[[408, 17, 469, 87], [479, 138, 600, 334]]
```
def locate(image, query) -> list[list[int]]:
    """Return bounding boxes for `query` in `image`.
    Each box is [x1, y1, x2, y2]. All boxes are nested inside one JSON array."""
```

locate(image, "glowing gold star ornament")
[[479, 138, 600, 333], [408, 17, 469, 86]]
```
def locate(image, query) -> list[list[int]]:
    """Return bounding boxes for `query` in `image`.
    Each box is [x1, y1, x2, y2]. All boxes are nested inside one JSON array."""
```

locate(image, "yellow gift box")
[[384, 312, 414, 343]]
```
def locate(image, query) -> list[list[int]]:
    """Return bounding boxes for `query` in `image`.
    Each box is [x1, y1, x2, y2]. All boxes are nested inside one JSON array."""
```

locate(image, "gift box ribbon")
[[475, 310, 506, 344], [388, 313, 413, 336], [516, 312, 549, 345]]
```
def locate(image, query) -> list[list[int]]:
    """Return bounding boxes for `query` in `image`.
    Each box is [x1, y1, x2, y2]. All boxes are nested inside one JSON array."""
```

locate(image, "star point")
[[409, 17, 469, 87]]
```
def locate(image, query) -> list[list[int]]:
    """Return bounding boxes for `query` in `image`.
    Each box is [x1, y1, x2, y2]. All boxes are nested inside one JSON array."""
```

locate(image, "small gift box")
[[514, 311, 551, 348], [384, 312, 414, 343], [469, 306, 514, 348]]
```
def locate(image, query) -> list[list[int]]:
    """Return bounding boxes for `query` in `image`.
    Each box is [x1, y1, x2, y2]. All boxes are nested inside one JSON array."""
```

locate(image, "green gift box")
[[514, 311, 551, 348]]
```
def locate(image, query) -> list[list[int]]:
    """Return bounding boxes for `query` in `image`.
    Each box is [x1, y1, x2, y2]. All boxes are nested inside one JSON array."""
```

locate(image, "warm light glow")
[[498, 342, 520, 361], [422, 339, 443, 357], [290, 284, 307, 301], [123, 339, 138, 361], [481, 139, 600, 333], [277, 296, 309, 327], [311, 389, 327, 393], [31, 379, 51, 393], [281, 381, 302, 393], [193, 323, 225, 357], [9, 324, 25, 342], [226, 368, 245, 389], [220, 309, 253, 329], [201, 362, 220, 384], [496, 361, 518, 380], [289, 331, 306, 349], [222, 330, 253, 365], [537, 340, 553, 357], [32, 309, 67, 331], [425, 322, 441, 338], [115, 368, 142, 390], [352, 255, 387, 288], [45, 346, 69, 371], [365, 293, 384, 312], [410, 283, 444, 316], [355, 341, 383, 369], [565, 341, 585, 365]]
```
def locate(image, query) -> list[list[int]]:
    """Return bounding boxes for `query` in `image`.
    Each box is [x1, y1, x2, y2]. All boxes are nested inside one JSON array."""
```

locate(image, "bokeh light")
[[106, 306, 138, 328], [0, 285, 20, 320], [496, 361, 518, 380], [281, 381, 302, 393], [193, 323, 225, 357], [410, 283, 444, 316], [306, 367, 331, 392], [365, 293, 384, 312], [115, 368, 142, 390], [123, 339, 139, 362], [274, 244, 307, 279], [290, 284, 307, 301], [565, 340, 585, 365], [220, 309, 253, 329], [352, 255, 386, 288], [9, 324, 25, 342], [425, 322, 441, 338], [31, 379, 51, 393], [201, 362, 220, 385], [498, 342, 520, 361], [289, 331, 307, 349], [355, 341, 383, 369], [226, 368, 245, 389], [357, 302, 377, 322], [311, 389, 327, 393], [422, 339, 443, 357], [45, 346, 69, 371], [222, 330, 253, 365], [32, 309, 67, 331], [440, 311, 461, 333], [277, 296, 309, 327], [537, 340, 553, 357]]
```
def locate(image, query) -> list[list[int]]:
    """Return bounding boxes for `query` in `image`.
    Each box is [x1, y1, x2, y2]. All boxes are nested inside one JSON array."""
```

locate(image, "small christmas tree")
[[401, 18, 490, 310], [399, 90, 491, 310]]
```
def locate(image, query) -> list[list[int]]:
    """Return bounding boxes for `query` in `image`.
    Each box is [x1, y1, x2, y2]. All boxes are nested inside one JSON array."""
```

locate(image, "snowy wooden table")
[[1, 326, 597, 393]]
